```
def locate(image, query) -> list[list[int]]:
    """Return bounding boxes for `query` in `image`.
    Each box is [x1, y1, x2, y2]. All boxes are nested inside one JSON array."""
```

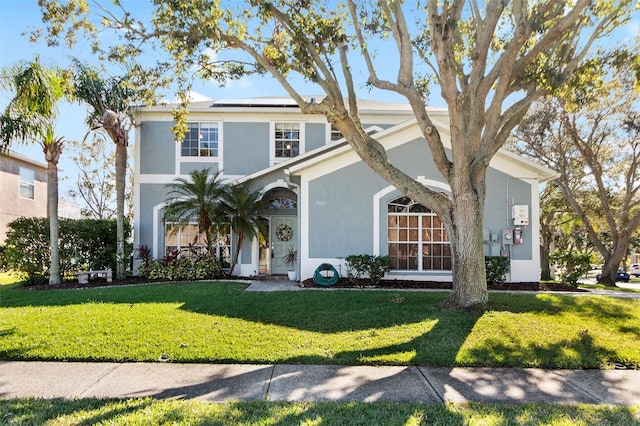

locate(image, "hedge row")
[[3, 217, 130, 284]]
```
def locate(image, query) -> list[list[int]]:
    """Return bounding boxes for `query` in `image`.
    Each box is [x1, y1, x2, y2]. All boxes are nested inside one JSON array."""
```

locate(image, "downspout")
[[284, 168, 300, 281]]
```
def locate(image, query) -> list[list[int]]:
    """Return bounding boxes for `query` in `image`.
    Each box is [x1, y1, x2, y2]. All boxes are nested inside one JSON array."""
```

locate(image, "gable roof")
[[239, 115, 558, 184]]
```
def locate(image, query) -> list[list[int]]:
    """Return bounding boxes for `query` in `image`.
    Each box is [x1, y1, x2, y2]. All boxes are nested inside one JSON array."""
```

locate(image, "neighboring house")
[[0, 150, 48, 243], [133, 96, 557, 283], [59, 198, 83, 220]]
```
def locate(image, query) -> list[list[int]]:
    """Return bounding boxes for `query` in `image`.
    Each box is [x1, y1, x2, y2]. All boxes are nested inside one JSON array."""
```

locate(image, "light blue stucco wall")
[[180, 162, 220, 175], [223, 122, 270, 175], [139, 121, 176, 175], [305, 123, 326, 151], [307, 139, 534, 260], [137, 183, 171, 254]]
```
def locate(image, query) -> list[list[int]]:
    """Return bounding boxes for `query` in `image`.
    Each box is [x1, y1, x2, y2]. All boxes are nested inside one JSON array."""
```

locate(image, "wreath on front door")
[[276, 224, 293, 241]]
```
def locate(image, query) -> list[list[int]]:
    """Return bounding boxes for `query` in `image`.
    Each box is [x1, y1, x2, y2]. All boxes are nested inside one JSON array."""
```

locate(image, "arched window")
[[269, 197, 297, 209], [387, 196, 451, 271]]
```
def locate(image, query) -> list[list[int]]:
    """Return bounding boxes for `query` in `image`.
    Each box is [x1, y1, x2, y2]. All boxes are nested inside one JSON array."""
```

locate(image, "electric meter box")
[[512, 205, 529, 226]]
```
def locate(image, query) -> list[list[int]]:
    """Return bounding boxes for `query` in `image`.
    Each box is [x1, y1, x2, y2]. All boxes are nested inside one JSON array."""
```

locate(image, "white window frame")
[[164, 221, 232, 264], [19, 166, 35, 200], [177, 121, 223, 162], [387, 198, 452, 271], [270, 121, 305, 166], [329, 123, 343, 143], [176, 121, 223, 168]]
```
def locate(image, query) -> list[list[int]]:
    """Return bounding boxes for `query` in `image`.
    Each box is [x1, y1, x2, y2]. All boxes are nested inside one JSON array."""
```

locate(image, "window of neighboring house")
[[165, 222, 232, 265], [274, 122, 300, 158], [387, 196, 452, 271], [330, 124, 343, 142], [19, 167, 35, 200], [181, 122, 219, 157]]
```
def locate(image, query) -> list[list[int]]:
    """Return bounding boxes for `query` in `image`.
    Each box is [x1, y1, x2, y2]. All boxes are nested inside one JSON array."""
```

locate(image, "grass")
[[1, 398, 639, 426], [1, 278, 639, 369], [2, 273, 640, 424]]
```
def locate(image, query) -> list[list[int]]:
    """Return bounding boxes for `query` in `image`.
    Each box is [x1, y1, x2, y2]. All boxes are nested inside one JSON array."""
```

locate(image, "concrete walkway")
[[246, 279, 640, 298], [2, 361, 639, 405]]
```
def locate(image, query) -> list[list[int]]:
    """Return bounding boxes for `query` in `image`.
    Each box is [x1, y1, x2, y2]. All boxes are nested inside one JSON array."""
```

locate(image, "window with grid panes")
[[165, 222, 231, 264], [330, 124, 343, 141], [181, 122, 219, 157], [274, 122, 300, 158], [387, 196, 451, 271]]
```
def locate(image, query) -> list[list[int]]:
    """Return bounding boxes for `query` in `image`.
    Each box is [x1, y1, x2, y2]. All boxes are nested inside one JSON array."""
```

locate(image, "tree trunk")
[[44, 141, 62, 285], [598, 231, 630, 287], [103, 109, 128, 281], [444, 191, 488, 308], [228, 232, 244, 276], [540, 223, 554, 281], [115, 140, 127, 280]]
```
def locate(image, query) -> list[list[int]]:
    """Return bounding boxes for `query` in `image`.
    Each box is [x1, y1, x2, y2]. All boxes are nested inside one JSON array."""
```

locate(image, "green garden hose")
[[313, 263, 340, 286]]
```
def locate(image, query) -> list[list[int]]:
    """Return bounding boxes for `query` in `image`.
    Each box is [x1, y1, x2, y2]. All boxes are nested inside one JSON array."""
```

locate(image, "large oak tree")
[[37, 0, 636, 307], [512, 56, 640, 286]]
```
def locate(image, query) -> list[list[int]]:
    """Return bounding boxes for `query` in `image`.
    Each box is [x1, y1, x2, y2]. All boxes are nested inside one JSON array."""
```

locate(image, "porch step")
[[251, 274, 291, 281]]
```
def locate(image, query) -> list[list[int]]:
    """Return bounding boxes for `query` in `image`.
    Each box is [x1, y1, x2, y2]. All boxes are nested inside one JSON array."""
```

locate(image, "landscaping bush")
[[345, 254, 391, 285], [549, 250, 592, 287], [4, 217, 131, 284], [0, 244, 7, 272], [136, 245, 222, 281], [485, 256, 510, 285]]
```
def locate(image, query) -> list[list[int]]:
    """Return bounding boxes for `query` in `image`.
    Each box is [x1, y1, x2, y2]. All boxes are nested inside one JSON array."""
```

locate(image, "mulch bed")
[[23, 275, 584, 292], [301, 277, 586, 292]]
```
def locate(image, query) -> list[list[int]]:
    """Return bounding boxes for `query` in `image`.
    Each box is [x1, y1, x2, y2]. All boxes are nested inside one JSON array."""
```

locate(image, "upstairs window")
[[274, 122, 300, 158], [330, 124, 343, 142], [181, 122, 219, 157], [19, 166, 35, 200]]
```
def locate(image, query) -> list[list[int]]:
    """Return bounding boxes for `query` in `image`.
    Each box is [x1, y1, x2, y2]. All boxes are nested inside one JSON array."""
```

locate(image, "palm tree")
[[0, 57, 69, 285], [70, 59, 138, 280], [163, 168, 227, 257], [222, 182, 268, 275]]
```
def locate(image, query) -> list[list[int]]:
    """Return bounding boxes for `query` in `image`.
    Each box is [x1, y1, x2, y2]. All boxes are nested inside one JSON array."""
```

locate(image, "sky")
[[1, 0, 639, 203]]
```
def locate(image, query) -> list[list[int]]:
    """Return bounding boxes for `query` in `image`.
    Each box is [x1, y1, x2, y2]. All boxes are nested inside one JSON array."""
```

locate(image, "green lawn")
[[2, 398, 639, 426], [1, 278, 639, 369], [2, 275, 640, 424]]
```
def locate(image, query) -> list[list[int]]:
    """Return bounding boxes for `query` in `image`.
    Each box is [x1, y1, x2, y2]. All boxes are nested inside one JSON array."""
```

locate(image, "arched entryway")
[[258, 187, 298, 275]]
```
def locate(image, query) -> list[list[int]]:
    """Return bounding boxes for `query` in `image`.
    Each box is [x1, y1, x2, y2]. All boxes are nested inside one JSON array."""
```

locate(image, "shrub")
[[549, 250, 592, 287], [0, 244, 7, 272], [345, 254, 391, 286], [485, 256, 510, 285], [4, 217, 131, 283], [137, 248, 222, 281]]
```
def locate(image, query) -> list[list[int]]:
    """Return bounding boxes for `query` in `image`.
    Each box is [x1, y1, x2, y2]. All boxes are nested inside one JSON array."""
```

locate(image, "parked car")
[[596, 269, 630, 283], [630, 263, 640, 277]]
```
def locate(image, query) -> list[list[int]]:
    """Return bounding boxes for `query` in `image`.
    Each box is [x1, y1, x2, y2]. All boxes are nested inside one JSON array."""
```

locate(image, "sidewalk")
[[1, 361, 639, 405], [246, 279, 640, 298]]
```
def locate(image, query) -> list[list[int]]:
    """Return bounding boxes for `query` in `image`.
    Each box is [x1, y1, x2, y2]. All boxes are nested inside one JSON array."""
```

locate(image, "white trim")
[[152, 202, 166, 259], [258, 179, 289, 199], [372, 178, 452, 254], [269, 121, 306, 167], [175, 121, 224, 175]]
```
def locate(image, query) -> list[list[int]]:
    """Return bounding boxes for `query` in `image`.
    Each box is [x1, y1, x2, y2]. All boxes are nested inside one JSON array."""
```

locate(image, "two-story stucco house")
[[0, 150, 48, 243], [133, 96, 557, 283]]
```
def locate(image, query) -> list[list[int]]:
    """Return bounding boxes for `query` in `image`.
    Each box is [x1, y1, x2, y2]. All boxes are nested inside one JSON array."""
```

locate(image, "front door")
[[271, 216, 296, 275]]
